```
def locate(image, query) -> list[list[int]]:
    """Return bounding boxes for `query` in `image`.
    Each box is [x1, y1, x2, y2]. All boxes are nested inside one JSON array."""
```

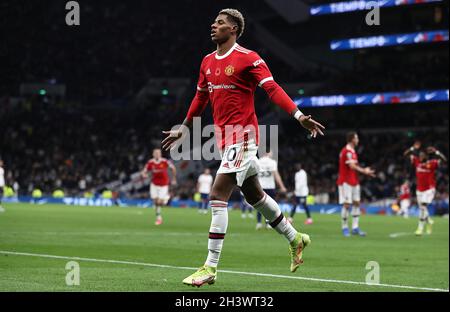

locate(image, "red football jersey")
[[190, 44, 273, 150], [411, 156, 440, 191], [399, 183, 411, 200], [337, 145, 359, 186], [145, 158, 171, 186]]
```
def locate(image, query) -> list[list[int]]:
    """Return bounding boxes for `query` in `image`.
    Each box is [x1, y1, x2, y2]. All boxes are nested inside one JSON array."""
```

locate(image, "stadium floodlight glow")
[[330, 30, 449, 50], [39, 89, 47, 95], [310, 0, 443, 16], [161, 89, 169, 96], [294, 89, 449, 107]]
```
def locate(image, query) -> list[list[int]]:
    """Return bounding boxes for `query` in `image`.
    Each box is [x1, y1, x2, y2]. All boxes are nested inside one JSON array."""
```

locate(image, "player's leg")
[[240, 192, 247, 218], [150, 184, 160, 224], [400, 199, 410, 219], [416, 189, 434, 235], [350, 185, 365, 236], [183, 173, 236, 287], [288, 196, 299, 223], [426, 190, 436, 234], [241, 175, 310, 272], [256, 210, 263, 229], [339, 184, 351, 236], [301, 197, 313, 225], [416, 203, 429, 235], [154, 198, 163, 225]]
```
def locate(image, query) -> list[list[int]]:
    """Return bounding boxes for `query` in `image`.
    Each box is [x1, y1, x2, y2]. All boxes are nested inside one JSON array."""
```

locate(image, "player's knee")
[[243, 191, 265, 206], [209, 193, 228, 202]]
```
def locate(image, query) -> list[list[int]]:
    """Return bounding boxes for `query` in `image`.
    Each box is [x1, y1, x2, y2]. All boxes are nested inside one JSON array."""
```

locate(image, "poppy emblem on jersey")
[[225, 65, 235, 76], [215, 68, 221, 76]]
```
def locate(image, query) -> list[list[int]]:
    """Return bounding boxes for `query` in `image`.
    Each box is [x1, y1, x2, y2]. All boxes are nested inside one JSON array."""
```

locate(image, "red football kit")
[[337, 145, 359, 186], [145, 158, 171, 186], [399, 183, 411, 200], [411, 156, 440, 192], [186, 43, 297, 150]]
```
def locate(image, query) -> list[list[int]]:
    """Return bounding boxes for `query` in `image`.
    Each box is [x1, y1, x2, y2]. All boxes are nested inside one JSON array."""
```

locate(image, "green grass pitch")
[[0, 203, 448, 292]]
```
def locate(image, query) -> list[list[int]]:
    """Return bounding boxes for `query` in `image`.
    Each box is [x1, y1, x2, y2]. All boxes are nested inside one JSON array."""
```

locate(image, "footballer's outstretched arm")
[[169, 162, 178, 185], [251, 57, 325, 138], [427, 147, 448, 162], [274, 170, 287, 193], [348, 162, 376, 178], [162, 63, 209, 151], [404, 140, 421, 157]]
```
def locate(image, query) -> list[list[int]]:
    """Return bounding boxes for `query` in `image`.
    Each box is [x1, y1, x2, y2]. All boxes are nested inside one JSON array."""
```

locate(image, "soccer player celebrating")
[[397, 180, 411, 218], [337, 132, 375, 237], [404, 141, 447, 235], [290, 163, 313, 225], [141, 149, 177, 225], [257, 151, 287, 230], [197, 168, 213, 214], [0, 159, 5, 213], [162, 8, 325, 287]]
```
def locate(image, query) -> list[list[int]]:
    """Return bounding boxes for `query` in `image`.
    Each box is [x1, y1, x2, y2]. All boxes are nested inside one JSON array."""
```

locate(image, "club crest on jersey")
[[225, 65, 235, 76]]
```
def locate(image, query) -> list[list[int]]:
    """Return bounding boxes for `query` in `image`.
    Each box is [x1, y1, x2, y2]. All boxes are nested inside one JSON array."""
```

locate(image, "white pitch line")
[[389, 232, 414, 238], [0, 250, 447, 292]]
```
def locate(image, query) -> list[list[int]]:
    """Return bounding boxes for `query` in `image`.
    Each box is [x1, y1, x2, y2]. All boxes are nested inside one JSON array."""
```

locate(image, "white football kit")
[[257, 156, 278, 190]]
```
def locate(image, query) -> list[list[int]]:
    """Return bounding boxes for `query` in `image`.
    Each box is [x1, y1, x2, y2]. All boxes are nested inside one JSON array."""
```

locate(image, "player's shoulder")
[[235, 44, 254, 55], [236, 45, 264, 64], [202, 50, 217, 61]]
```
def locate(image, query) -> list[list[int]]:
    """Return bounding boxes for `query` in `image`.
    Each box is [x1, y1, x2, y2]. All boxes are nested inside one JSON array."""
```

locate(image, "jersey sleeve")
[[247, 52, 274, 87], [411, 155, 419, 167], [345, 151, 357, 165], [431, 159, 440, 169], [145, 162, 153, 171], [271, 160, 278, 171], [196, 58, 208, 92]]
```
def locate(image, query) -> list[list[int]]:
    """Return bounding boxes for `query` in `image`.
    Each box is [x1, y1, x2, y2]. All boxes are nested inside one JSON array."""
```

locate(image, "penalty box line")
[[0, 250, 447, 292]]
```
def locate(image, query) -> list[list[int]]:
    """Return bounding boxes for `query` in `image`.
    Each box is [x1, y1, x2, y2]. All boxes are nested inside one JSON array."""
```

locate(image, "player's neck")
[[216, 39, 237, 56]]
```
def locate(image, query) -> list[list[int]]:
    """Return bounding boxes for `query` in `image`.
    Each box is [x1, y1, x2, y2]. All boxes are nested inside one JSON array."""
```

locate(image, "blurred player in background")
[[337, 132, 376, 237], [141, 149, 177, 225], [256, 151, 287, 230], [197, 168, 213, 214], [289, 163, 312, 225], [240, 191, 254, 219], [397, 180, 411, 218], [162, 8, 324, 287], [404, 141, 447, 235], [0, 159, 5, 212]]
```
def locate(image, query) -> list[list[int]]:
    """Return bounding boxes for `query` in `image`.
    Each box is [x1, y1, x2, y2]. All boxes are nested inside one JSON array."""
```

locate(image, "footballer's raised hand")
[[162, 129, 182, 151], [364, 167, 376, 178], [298, 115, 325, 138]]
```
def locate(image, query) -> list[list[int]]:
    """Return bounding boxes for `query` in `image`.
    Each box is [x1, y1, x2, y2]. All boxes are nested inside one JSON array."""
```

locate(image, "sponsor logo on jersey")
[[225, 65, 235, 76], [252, 59, 265, 67], [206, 68, 211, 75]]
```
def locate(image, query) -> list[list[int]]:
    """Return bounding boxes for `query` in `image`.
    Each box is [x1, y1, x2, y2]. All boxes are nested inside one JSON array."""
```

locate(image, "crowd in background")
[[0, 97, 448, 207]]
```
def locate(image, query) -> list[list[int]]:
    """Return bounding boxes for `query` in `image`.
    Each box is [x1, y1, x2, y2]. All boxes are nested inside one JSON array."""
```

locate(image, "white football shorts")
[[338, 183, 361, 205], [416, 188, 435, 205], [217, 139, 260, 187], [150, 183, 170, 204]]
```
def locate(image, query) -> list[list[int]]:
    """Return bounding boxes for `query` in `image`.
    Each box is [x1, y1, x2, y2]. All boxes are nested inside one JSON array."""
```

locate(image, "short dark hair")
[[346, 131, 357, 143], [219, 8, 245, 38]]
